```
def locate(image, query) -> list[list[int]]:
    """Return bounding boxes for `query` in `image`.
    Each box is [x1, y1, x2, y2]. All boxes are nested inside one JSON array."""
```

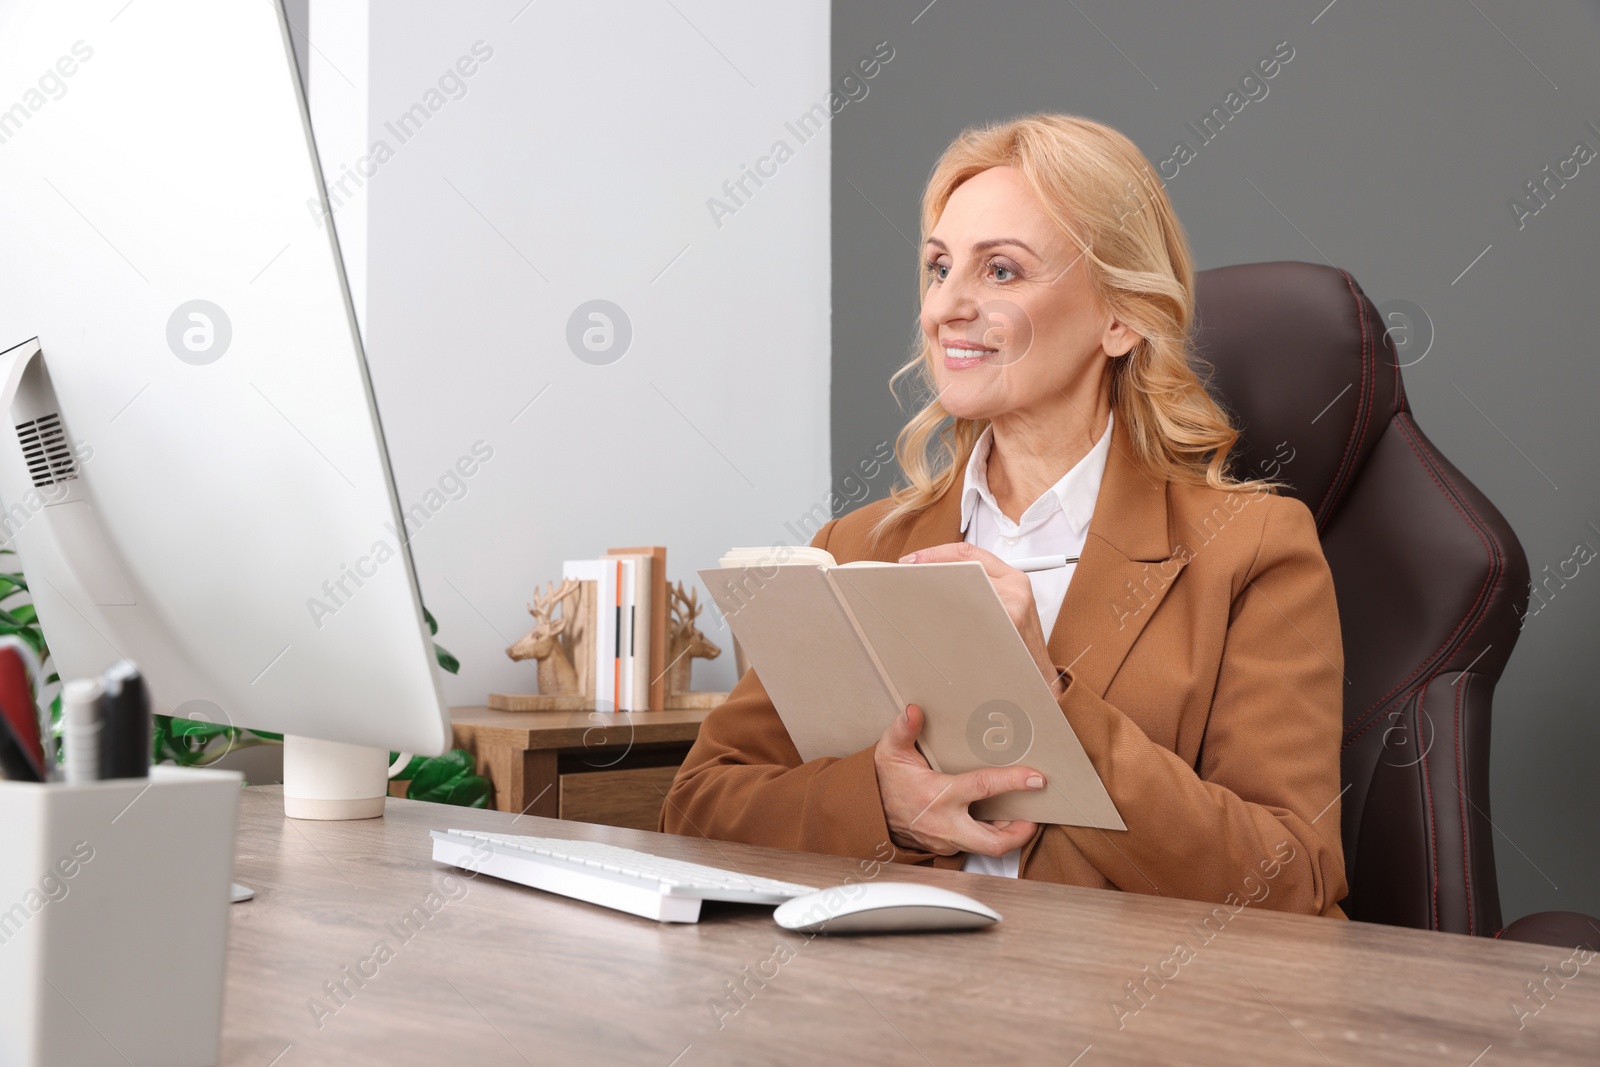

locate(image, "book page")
[[698, 565, 896, 760], [719, 546, 837, 568], [826, 561, 1123, 829]]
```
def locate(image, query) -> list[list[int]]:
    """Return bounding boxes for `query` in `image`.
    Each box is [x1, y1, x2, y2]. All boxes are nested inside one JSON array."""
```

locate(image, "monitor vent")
[[17, 413, 78, 488]]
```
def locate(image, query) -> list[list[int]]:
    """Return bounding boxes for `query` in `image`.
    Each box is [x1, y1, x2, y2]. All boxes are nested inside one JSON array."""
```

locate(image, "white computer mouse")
[[773, 881, 1000, 934]]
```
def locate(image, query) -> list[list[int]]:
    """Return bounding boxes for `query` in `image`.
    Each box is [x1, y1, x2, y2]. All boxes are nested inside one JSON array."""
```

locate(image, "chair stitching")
[[1415, 690, 1440, 929], [1344, 412, 1504, 927], [1349, 415, 1505, 930], [1343, 270, 1378, 508], [1314, 271, 1373, 526], [1342, 415, 1495, 747], [1405, 424, 1508, 937], [1346, 415, 1496, 727], [1392, 415, 1507, 713], [1456, 670, 1474, 935]]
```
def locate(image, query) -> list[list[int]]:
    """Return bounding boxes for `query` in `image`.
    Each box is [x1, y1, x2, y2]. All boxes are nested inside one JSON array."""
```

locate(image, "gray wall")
[[831, 0, 1600, 922]]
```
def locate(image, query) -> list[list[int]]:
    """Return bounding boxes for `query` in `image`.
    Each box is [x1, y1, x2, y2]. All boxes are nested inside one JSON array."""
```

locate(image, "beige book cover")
[[605, 552, 653, 713], [699, 551, 1123, 828], [608, 546, 667, 711]]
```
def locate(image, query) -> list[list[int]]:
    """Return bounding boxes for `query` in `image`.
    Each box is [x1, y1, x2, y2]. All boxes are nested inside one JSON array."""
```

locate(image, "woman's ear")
[[1103, 315, 1141, 359], [1106, 322, 1142, 358]]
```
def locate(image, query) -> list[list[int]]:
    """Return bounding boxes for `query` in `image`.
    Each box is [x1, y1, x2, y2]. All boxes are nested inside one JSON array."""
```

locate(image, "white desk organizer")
[[0, 765, 242, 1067]]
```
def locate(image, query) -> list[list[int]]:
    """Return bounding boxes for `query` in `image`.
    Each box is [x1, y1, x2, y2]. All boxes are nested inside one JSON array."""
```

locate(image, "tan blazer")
[[662, 415, 1349, 918]]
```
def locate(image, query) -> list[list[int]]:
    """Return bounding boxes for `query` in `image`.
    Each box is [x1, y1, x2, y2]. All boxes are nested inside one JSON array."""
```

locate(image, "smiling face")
[[920, 165, 1139, 426]]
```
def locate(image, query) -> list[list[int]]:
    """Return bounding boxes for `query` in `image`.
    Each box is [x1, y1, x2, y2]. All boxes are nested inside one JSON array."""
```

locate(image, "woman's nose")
[[923, 270, 979, 330]]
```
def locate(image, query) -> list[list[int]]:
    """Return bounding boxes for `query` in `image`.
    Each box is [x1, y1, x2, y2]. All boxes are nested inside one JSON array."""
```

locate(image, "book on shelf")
[[561, 559, 617, 711], [698, 546, 1122, 828], [605, 550, 650, 713], [614, 556, 636, 712], [561, 549, 668, 713], [607, 545, 667, 712]]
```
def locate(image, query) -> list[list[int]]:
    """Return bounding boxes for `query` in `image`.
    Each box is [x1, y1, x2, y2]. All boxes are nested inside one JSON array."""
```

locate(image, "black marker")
[[100, 660, 150, 779]]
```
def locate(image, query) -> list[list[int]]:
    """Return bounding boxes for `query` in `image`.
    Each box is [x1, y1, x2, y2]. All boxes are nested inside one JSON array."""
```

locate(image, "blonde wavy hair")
[[870, 113, 1280, 542]]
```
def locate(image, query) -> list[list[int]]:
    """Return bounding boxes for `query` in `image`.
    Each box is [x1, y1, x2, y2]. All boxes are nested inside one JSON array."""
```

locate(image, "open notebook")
[[698, 547, 1123, 828]]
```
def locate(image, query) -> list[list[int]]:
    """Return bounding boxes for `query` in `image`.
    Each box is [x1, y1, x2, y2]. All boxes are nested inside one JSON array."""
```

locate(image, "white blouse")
[[957, 411, 1114, 878]]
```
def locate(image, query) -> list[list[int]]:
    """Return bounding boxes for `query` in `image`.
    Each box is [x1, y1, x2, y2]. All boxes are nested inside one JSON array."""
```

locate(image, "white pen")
[[62, 678, 105, 784], [1004, 553, 1081, 572]]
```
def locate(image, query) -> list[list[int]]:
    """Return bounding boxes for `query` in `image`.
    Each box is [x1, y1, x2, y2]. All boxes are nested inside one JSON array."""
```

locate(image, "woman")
[[662, 114, 1348, 918]]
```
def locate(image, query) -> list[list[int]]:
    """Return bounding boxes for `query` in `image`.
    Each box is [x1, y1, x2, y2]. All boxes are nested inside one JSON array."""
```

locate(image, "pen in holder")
[[100, 661, 151, 780], [0, 634, 48, 782], [2, 663, 239, 1067], [61, 678, 103, 784], [0, 766, 243, 1067]]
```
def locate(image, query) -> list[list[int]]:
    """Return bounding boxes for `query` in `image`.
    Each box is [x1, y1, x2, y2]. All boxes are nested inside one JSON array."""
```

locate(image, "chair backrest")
[[1190, 261, 1529, 934]]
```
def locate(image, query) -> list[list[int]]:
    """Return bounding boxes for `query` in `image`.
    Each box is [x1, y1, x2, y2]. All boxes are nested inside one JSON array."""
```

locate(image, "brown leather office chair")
[[1191, 261, 1597, 948]]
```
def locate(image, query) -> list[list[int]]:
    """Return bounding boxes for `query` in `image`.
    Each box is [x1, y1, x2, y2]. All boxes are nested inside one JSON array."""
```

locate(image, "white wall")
[[328, 1, 831, 705], [302, 0, 369, 336]]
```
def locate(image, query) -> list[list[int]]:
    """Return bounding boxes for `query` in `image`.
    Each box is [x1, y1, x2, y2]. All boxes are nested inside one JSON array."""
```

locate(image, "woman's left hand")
[[899, 543, 1066, 699]]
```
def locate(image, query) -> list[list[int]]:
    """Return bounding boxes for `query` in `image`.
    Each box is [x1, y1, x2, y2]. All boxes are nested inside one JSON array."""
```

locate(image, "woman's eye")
[[924, 260, 948, 282], [991, 264, 1015, 282]]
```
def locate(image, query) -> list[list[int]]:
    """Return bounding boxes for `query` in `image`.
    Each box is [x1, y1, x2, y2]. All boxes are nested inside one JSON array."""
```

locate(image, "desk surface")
[[223, 788, 1599, 1066]]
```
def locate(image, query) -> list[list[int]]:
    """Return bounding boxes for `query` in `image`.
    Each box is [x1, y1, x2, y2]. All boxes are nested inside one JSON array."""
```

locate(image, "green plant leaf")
[[0, 626, 46, 658], [152, 716, 173, 763], [407, 748, 472, 793], [169, 718, 235, 740], [418, 604, 459, 673], [396, 754, 430, 780], [153, 714, 210, 766], [444, 774, 491, 808], [405, 749, 478, 803]]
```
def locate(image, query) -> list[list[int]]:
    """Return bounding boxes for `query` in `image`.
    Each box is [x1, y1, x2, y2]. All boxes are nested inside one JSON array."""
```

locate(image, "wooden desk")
[[221, 788, 1600, 1066], [450, 706, 710, 828]]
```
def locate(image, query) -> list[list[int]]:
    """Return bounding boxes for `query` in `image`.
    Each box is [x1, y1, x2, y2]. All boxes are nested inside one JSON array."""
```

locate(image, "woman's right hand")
[[873, 702, 1044, 856]]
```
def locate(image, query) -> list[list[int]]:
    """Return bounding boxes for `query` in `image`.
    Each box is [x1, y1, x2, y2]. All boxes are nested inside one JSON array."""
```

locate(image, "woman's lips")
[[942, 343, 998, 368]]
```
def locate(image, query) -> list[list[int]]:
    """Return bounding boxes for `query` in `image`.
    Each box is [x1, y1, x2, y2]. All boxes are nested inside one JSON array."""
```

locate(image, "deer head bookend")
[[507, 577, 582, 695], [665, 581, 720, 696]]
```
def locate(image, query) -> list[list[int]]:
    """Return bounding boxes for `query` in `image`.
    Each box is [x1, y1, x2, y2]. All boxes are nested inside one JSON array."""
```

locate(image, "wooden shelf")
[[449, 705, 712, 829]]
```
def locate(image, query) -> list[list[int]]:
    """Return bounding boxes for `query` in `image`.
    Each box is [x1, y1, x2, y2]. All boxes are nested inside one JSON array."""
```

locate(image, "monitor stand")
[[282, 735, 402, 820]]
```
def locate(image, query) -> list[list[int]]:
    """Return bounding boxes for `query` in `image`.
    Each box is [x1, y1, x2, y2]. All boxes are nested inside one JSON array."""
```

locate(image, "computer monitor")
[[0, 1, 451, 817]]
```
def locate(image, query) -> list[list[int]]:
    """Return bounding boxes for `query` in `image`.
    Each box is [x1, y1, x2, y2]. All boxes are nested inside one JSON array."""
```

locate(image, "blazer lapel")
[[1046, 417, 1188, 698], [889, 415, 1188, 701]]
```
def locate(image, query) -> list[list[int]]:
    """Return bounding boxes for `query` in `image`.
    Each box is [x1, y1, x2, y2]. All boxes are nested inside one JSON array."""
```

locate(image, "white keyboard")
[[431, 829, 819, 923]]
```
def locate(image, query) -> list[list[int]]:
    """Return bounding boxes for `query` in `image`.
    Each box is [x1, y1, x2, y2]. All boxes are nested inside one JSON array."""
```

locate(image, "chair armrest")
[[1495, 911, 1600, 950]]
